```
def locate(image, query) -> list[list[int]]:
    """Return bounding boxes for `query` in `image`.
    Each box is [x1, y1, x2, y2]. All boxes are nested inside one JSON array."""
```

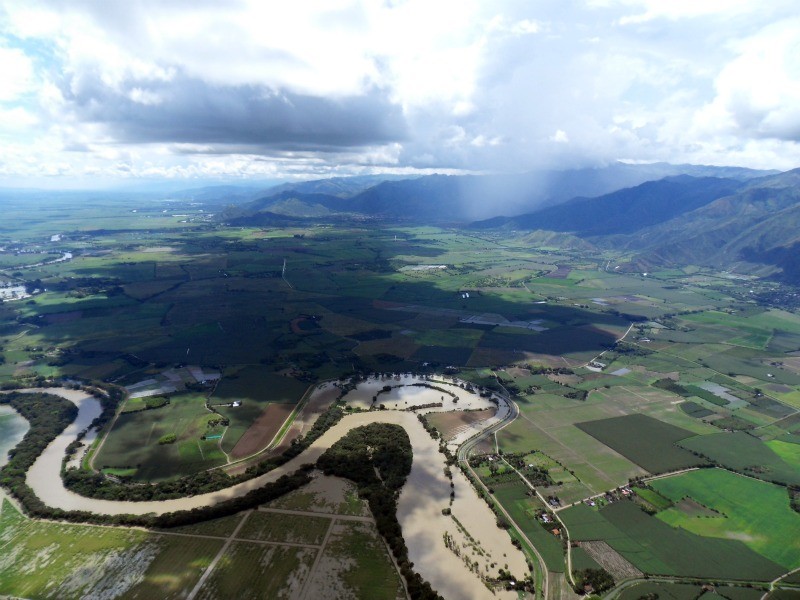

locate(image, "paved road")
[[456, 393, 555, 600]]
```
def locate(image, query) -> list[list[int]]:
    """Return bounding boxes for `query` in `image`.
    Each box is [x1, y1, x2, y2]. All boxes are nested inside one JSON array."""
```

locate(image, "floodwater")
[[18, 384, 527, 599], [342, 374, 497, 413], [0, 406, 28, 468]]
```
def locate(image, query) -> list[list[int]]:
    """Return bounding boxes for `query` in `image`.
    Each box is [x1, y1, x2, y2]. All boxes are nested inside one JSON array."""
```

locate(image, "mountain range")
[[218, 162, 800, 283], [224, 162, 771, 224], [473, 168, 800, 283]]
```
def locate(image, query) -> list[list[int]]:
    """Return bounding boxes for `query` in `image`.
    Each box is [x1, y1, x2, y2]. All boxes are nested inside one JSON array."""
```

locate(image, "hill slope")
[[471, 176, 745, 235], [228, 163, 771, 224]]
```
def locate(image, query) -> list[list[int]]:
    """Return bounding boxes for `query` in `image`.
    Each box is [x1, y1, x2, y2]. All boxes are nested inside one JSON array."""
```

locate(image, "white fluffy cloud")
[[0, 0, 798, 184]]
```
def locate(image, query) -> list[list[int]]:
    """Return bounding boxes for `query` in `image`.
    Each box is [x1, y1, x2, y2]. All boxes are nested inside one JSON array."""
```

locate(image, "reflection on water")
[[342, 373, 497, 413], [0, 406, 29, 468], [15, 384, 526, 599]]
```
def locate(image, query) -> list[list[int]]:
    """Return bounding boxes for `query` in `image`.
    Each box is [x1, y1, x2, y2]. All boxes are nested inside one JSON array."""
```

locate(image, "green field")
[[94, 392, 227, 480], [238, 510, 331, 545], [651, 469, 800, 569], [679, 432, 800, 486], [618, 582, 765, 600], [575, 414, 706, 474], [0, 498, 221, 600], [491, 482, 565, 572], [560, 499, 784, 581]]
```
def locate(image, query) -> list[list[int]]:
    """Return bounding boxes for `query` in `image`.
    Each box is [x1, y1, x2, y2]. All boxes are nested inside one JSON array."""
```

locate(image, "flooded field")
[[15, 382, 527, 599], [341, 373, 497, 413]]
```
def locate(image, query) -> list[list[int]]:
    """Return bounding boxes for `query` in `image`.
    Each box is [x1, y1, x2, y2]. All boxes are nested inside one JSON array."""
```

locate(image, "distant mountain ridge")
[[619, 168, 800, 281], [470, 176, 746, 235], [226, 162, 772, 224], [470, 167, 800, 283]]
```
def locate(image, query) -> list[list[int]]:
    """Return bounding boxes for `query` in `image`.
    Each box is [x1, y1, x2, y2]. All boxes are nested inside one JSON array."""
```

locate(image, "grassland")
[[679, 432, 800, 486], [94, 392, 227, 480], [560, 499, 784, 581], [575, 414, 706, 474], [650, 469, 800, 569]]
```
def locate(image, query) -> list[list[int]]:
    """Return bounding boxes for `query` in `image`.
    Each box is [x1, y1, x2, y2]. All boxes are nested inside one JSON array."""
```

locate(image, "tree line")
[[317, 422, 442, 600]]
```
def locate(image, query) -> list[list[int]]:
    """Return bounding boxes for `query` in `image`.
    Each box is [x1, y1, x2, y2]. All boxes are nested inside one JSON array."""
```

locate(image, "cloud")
[[0, 0, 799, 182], [58, 71, 407, 150], [0, 46, 35, 101], [695, 17, 800, 142]]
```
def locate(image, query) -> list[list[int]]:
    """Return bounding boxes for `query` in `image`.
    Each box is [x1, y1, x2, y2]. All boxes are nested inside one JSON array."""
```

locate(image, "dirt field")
[[225, 383, 339, 476], [271, 383, 339, 453], [230, 403, 294, 459], [545, 265, 572, 279], [426, 408, 497, 441]]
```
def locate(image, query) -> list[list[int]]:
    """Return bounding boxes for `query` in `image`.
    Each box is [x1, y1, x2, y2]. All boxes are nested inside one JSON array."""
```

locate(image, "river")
[[0, 405, 28, 468], [15, 385, 526, 599]]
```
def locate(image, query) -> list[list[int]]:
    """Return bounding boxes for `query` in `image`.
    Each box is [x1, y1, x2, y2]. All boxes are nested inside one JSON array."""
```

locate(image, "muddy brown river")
[[13, 385, 527, 599]]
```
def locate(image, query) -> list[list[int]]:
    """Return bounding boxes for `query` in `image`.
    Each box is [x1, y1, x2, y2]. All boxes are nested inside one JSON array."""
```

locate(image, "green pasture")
[[560, 500, 784, 581], [651, 469, 800, 569], [679, 432, 800, 486], [575, 414, 706, 474], [95, 392, 227, 481]]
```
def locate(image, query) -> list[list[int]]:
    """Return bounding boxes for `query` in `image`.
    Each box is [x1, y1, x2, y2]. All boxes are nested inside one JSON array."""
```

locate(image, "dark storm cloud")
[[60, 72, 407, 151]]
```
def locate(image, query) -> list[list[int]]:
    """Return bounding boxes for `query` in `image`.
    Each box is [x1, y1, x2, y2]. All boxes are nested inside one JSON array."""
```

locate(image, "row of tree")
[[317, 423, 442, 600], [64, 399, 347, 501], [0, 388, 315, 528]]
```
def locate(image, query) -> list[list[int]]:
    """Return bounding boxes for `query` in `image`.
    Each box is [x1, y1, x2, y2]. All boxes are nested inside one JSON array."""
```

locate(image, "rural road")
[[11, 384, 528, 600], [456, 393, 558, 600]]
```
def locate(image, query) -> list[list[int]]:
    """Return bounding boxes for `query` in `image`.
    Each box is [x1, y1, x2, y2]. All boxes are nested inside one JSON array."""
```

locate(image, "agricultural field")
[[0, 497, 221, 599], [575, 414, 705, 474], [94, 392, 228, 480], [239, 510, 331, 545], [425, 408, 497, 440], [679, 432, 800, 486], [1, 469, 404, 600], [490, 481, 565, 573], [650, 469, 800, 569], [212, 367, 308, 454], [617, 582, 766, 600], [304, 520, 406, 600], [195, 542, 316, 600], [263, 473, 370, 517], [560, 499, 785, 581]]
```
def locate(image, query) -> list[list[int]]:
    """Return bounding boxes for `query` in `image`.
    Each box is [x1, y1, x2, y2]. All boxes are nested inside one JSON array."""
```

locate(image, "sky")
[[0, 0, 799, 186]]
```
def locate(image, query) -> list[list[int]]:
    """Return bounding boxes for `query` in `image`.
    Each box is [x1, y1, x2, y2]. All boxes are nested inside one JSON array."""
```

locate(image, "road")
[[457, 393, 554, 600]]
